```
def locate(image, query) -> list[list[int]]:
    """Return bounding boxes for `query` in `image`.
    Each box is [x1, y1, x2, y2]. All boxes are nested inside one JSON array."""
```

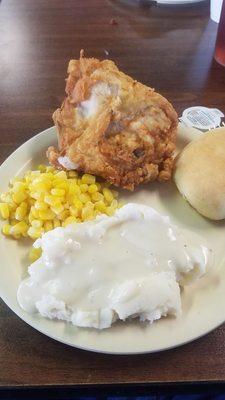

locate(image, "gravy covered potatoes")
[[17, 204, 209, 329]]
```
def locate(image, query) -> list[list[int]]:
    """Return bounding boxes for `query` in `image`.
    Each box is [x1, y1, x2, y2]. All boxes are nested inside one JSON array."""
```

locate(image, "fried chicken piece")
[[48, 51, 178, 190]]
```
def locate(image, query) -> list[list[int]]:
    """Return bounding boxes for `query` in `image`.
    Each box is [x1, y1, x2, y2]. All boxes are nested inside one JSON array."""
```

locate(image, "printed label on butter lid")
[[179, 107, 225, 130]]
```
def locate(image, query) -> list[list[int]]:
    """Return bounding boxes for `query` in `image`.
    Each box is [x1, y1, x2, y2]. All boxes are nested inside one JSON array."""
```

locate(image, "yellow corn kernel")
[[37, 172, 53, 181], [39, 209, 55, 220], [8, 202, 18, 214], [2, 224, 11, 236], [9, 176, 21, 186], [53, 218, 61, 228], [44, 220, 53, 232], [53, 196, 65, 204], [11, 181, 27, 192], [20, 201, 28, 210], [81, 203, 94, 221], [105, 206, 115, 216], [72, 198, 83, 210], [15, 201, 28, 221], [68, 178, 77, 186], [80, 184, 89, 193], [81, 174, 96, 185], [51, 203, 64, 215], [79, 193, 91, 204], [9, 211, 16, 220], [10, 221, 28, 235], [51, 188, 66, 196], [31, 183, 51, 193], [12, 191, 28, 204], [0, 203, 10, 219], [73, 184, 81, 195], [88, 184, 98, 194], [69, 184, 81, 196], [29, 247, 42, 263], [0, 166, 120, 241], [1, 193, 8, 202], [30, 206, 39, 219], [110, 199, 118, 209], [10, 219, 18, 226], [44, 195, 59, 206], [31, 176, 45, 185], [68, 170, 78, 178], [30, 171, 40, 178], [46, 166, 55, 173], [28, 213, 34, 224], [112, 190, 118, 198], [94, 210, 101, 218], [69, 206, 79, 217], [34, 175, 53, 185], [15, 205, 27, 221], [58, 209, 70, 221], [103, 188, 114, 203], [66, 194, 75, 205], [30, 192, 40, 200], [12, 234, 21, 239], [2, 193, 13, 204], [31, 219, 43, 228], [27, 198, 35, 207], [55, 171, 67, 180], [27, 226, 43, 239], [25, 177, 33, 186], [34, 201, 49, 211], [91, 192, 104, 202], [19, 221, 29, 234], [44, 195, 54, 206], [54, 181, 68, 191], [94, 201, 106, 213], [62, 216, 77, 227], [37, 164, 46, 173]]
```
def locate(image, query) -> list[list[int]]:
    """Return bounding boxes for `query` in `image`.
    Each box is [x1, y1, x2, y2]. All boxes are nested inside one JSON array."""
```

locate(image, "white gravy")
[[17, 203, 210, 329]]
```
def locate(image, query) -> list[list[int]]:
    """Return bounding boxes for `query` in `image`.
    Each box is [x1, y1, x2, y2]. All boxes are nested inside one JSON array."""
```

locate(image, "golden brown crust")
[[48, 52, 178, 190], [174, 128, 225, 220]]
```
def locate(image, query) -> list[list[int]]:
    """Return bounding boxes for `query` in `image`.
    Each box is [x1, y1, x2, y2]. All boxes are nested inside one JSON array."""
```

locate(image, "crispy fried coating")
[[48, 51, 178, 190]]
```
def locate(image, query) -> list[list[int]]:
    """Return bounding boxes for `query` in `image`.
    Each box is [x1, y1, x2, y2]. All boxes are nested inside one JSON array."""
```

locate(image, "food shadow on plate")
[[206, 218, 225, 229], [121, 180, 207, 231], [179, 286, 194, 315], [17, 237, 33, 279], [62, 312, 178, 339], [157, 183, 204, 227]]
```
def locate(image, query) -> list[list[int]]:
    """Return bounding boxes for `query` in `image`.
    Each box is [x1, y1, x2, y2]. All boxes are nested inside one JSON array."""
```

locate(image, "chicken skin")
[[48, 51, 178, 190]]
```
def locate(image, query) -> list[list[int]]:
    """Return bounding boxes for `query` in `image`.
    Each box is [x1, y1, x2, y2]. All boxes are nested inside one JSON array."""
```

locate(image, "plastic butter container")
[[179, 107, 225, 131]]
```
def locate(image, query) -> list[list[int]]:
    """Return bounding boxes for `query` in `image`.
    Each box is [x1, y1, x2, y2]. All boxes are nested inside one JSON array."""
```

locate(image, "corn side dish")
[[0, 166, 120, 255]]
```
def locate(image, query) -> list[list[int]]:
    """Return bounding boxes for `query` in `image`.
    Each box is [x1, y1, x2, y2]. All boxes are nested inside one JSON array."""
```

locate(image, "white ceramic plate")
[[0, 125, 225, 354]]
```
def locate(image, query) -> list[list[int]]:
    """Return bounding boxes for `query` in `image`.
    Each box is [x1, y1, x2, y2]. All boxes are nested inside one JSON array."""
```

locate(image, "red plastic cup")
[[215, 0, 225, 66]]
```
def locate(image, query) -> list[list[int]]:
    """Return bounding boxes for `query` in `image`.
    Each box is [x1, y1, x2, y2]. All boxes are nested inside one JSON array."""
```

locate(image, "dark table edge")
[[1, 381, 225, 398]]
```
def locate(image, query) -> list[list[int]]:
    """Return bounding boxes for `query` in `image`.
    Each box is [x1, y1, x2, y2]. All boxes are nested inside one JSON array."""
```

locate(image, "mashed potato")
[[17, 203, 209, 329]]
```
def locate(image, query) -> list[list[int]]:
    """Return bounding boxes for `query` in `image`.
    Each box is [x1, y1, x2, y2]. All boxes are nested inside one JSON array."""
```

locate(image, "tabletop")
[[1, 0, 225, 389]]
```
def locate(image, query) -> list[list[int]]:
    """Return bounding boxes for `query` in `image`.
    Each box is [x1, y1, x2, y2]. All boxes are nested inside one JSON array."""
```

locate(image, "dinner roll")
[[174, 127, 225, 220]]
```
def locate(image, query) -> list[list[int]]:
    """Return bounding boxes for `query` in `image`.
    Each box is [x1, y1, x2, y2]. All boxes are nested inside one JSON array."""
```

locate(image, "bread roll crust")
[[174, 128, 225, 220]]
